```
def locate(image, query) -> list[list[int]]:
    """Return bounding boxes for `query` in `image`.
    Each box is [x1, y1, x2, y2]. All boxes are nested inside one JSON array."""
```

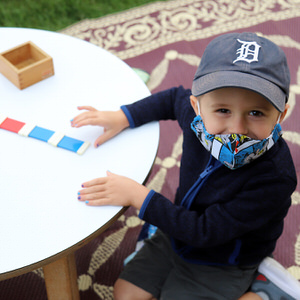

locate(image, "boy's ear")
[[279, 103, 290, 123], [190, 95, 199, 115]]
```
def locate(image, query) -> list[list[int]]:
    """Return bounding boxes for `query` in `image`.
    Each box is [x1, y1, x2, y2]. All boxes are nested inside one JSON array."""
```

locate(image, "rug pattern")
[[1, 0, 300, 299]]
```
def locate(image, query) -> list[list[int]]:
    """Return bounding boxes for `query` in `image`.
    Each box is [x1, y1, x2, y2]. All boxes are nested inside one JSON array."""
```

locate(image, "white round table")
[[0, 27, 159, 299]]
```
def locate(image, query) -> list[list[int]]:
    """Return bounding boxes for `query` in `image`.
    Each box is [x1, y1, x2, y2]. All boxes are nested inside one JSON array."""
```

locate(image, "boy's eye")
[[217, 108, 230, 114], [250, 110, 264, 117]]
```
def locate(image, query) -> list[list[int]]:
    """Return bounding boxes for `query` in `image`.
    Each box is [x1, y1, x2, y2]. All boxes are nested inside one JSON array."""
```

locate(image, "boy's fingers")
[[80, 191, 108, 201], [95, 130, 118, 147], [72, 114, 105, 129], [75, 117, 98, 127], [71, 107, 98, 126], [79, 184, 105, 195], [77, 106, 96, 111], [81, 177, 107, 188], [85, 198, 112, 206]]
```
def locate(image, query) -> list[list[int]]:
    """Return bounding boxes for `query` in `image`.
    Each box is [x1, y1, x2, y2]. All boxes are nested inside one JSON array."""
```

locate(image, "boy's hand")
[[71, 106, 129, 147], [78, 171, 150, 209]]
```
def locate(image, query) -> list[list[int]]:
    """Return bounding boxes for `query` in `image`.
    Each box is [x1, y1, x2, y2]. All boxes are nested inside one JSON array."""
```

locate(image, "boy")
[[72, 32, 297, 299]]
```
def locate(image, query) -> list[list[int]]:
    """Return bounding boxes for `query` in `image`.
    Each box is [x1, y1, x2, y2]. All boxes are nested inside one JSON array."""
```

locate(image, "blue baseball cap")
[[192, 32, 290, 112]]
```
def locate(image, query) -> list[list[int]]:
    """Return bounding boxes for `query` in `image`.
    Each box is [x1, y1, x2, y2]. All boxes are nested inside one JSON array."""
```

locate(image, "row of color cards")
[[0, 115, 90, 155]]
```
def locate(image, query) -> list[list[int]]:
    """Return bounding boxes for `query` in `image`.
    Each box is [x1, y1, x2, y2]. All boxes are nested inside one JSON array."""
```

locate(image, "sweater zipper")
[[181, 156, 222, 209], [199, 164, 214, 178]]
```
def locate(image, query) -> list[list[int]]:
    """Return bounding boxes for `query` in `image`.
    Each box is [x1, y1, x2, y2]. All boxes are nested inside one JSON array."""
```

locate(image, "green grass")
[[0, 0, 167, 31]]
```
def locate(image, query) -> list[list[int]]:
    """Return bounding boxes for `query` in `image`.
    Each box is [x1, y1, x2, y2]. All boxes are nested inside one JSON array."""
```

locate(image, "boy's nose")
[[229, 117, 248, 135]]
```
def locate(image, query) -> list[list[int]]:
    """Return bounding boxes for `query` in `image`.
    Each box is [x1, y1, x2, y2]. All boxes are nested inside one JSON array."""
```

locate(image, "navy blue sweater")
[[121, 86, 297, 266]]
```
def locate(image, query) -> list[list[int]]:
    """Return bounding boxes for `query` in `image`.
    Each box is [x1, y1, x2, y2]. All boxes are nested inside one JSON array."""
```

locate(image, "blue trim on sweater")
[[139, 190, 156, 219], [229, 239, 242, 265], [121, 105, 135, 128]]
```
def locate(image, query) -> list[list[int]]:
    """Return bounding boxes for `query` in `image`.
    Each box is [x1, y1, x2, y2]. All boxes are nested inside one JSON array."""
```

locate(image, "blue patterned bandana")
[[191, 115, 282, 170]]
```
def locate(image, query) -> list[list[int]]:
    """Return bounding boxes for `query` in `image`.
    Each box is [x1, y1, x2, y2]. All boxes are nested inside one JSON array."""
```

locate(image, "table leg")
[[43, 252, 80, 300]]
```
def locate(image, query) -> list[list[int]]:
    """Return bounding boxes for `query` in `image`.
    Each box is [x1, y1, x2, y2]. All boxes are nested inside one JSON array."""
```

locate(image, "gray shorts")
[[119, 230, 258, 300]]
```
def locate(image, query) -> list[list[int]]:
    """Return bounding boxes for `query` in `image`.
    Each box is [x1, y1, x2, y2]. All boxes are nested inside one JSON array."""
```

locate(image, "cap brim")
[[192, 71, 286, 112]]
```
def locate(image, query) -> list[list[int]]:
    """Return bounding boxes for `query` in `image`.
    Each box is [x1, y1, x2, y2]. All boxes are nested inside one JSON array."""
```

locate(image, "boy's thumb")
[[95, 129, 117, 148]]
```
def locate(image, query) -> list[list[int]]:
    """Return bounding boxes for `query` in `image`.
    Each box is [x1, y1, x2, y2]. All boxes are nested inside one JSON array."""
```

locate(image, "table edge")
[[0, 206, 128, 280]]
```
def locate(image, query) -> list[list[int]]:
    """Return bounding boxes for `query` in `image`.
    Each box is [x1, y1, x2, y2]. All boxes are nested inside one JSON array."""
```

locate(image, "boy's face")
[[190, 87, 288, 140]]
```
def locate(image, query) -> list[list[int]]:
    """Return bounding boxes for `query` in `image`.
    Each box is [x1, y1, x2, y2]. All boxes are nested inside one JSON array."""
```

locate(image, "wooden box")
[[0, 41, 54, 89]]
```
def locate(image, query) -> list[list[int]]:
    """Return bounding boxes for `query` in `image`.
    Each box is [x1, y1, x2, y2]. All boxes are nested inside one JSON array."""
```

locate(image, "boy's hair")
[[192, 32, 290, 112]]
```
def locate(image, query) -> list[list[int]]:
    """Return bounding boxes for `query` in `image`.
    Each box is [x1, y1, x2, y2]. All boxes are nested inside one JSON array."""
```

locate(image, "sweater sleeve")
[[120, 86, 192, 128]]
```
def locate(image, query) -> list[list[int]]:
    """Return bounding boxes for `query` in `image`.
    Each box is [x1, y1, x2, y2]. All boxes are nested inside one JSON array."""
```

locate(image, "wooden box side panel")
[[0, 55, 21, 88], [18, 57, 54, 89]]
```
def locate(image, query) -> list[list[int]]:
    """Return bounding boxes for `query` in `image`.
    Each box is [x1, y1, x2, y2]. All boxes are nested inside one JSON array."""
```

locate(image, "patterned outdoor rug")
[[1, 1, 300, 299]]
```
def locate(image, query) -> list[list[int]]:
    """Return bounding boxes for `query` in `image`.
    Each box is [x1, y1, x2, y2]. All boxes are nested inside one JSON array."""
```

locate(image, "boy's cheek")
[[203, 119, 223, 135]]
